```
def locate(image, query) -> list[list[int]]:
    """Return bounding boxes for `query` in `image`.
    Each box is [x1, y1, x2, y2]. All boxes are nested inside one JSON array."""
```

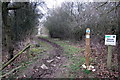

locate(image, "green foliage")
[[83, 69, 91, 74], [2, 2, 44, 46], [44, 7, 74, 40], [10, 2, 41, 41], [73, 27, 85, 41]]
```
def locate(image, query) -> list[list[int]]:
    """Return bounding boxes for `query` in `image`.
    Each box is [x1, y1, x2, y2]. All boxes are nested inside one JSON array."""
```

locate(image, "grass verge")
[[49, 38, 94, 78]]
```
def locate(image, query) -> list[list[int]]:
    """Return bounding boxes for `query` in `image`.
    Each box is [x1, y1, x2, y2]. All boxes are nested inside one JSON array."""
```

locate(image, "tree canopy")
[[44, 2, 120, 41]]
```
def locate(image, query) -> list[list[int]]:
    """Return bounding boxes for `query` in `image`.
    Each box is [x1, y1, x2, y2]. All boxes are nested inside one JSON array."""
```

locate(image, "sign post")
[[85, 28, 90, 68], [105, 35, 116, 69], [107, 45, 112, 69]]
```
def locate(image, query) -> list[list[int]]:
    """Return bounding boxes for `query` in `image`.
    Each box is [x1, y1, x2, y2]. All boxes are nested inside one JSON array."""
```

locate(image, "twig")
[[96, 2, 107, 10], [106, 2, 120, 14], [0, 66, 21, 78]]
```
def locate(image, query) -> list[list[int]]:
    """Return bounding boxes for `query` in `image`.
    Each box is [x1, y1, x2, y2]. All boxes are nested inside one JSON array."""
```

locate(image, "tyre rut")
[[26, 37, 65, 78]]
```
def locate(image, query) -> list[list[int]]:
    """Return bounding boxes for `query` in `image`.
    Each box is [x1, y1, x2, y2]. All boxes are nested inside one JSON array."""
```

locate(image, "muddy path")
[[38, 37, 63, 58], [18, 37, 67, 78]]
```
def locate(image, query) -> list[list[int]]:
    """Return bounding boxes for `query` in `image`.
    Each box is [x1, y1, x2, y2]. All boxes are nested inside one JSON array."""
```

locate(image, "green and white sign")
[[105, 35, 116, 45]]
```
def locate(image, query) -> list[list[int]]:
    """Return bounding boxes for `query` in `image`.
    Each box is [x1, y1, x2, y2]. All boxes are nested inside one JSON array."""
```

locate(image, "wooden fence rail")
[[0, 44, 30, 71]]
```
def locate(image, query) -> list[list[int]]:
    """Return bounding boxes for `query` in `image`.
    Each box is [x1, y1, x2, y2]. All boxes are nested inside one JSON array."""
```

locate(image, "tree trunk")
[[2, 3, 14, 60]]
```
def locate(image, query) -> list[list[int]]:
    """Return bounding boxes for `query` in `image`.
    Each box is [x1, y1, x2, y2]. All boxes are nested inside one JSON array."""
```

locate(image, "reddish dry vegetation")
[[89, 39, 119, 78]]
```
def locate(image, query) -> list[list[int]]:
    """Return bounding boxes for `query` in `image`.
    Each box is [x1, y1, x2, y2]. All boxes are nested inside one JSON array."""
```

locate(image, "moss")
[[30, 48, 41, 53]]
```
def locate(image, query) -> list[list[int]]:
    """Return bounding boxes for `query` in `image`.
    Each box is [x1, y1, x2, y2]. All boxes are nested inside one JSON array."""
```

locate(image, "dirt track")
[[19, 37, 67, 78], [38, 37, 63, 58]]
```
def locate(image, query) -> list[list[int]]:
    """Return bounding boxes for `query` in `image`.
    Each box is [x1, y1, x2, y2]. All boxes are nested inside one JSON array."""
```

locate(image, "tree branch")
[[0, 66, 21, 78], [106, 2, 120, 14], [0, 44, 30, 71], [7, 5, 24, 10], [96, 2, 107, 10], [7, 7, 21, 10]]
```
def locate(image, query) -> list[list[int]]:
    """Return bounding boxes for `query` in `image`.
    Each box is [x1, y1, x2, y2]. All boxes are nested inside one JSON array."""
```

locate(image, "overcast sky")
[[43, 0, 65, 8]]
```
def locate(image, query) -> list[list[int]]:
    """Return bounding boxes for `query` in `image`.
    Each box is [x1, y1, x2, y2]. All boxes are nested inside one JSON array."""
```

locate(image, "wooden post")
[[107, 45, 112, 69], [105, 35, 116, 69], [85, 28, 90, 67]]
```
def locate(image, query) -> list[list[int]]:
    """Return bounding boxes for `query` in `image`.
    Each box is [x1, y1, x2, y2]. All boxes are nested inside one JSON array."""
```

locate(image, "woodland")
[[0, 1, 120, 79]]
